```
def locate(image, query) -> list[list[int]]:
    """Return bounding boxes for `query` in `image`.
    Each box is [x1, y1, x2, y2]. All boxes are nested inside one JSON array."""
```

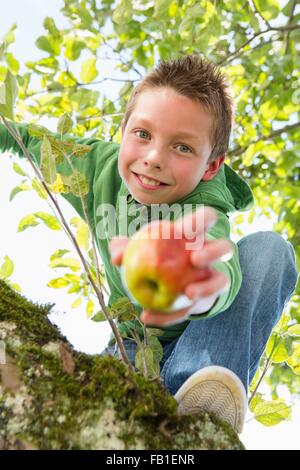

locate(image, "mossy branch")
[[0, 280, 245, 450]]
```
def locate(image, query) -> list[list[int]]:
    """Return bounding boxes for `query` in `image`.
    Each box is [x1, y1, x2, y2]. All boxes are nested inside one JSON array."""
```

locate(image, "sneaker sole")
[[174, 366, 247, 434]]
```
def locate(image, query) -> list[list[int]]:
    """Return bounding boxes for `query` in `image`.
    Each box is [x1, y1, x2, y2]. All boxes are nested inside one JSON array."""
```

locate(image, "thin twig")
[[218, 24, 300, 66], [284, 0, 297, 54], [1, 116, 134, 372], [248, 335, 281, 406]]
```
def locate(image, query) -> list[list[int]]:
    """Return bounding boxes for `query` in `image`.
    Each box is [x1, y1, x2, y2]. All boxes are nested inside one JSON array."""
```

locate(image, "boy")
[[0, 55, 298, 434]]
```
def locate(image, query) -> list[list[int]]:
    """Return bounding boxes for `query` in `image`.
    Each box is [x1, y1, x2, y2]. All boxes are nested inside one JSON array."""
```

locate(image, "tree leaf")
[[70, 216, 89, 250], [286, 343, 300, 375], [64, 37, 85, 61], [40, 135, 57, 184], [2, 24, 17, 48], [0, 70, 18, 119], [57, 112, 73, 135], [50, 249, 70, 261], [71, 297, 83, 309], [253, 399, 291, 426], [34, 211, 61, 230], [147, 335, 163, 364], [31, 178, 48, 199], [79, 57, 97, 84], [86, 298, 94, 317], [47, 277, 71, 288], [17, 214, 40, 232], [248, 392, 264, 413], [112, 0, 133, 24], [5, 52, 19, 74], [0, 255, 14, 279], [110, 297, 137, 321], [48, 174, 71, 194], [50, 257, 81, 272], [27, 124, 50, 139], [12, 162, 27, 177], [35, 35, 60, 55], [154, 0, 173, 17], [43, 17, 61, 40], [287, 324, 300, 337], [254, 0, 281, 20], [266, 333, 289, 363], [0, 64, 7, 83], [71, 143, 91, 157], [9, 182, 31, 201], [91, 310, 106, 321], [68, 171, 89, 197]]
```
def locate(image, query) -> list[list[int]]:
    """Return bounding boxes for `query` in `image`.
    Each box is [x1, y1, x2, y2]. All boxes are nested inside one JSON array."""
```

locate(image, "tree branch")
[[250, 0, 272, 29], [218, 24, 300, 66], [284, 0, 297, 55], [228, 121, 300, 158], [0, 280, 245, 449]]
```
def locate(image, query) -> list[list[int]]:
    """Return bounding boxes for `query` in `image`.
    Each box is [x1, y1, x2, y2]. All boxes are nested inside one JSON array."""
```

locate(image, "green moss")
[[0, 279, 63, 345], [0, 280, 245, 450]]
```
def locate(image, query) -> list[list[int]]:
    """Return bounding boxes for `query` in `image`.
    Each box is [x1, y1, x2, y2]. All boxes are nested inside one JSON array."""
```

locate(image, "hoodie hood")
[[176, 163, 254, 216]]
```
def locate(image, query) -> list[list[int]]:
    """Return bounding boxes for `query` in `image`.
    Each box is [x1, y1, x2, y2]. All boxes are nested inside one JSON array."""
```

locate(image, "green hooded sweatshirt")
[[0, 123, 254, 346]]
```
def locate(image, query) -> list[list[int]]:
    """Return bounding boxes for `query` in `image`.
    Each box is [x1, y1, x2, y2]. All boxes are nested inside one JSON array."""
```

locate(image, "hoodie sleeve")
[[186, 209, 242, 320], [0, 121, 116, 224]]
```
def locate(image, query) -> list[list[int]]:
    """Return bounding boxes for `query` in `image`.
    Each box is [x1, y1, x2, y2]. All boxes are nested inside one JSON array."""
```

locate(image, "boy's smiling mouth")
[[131, 171, 170, 190]]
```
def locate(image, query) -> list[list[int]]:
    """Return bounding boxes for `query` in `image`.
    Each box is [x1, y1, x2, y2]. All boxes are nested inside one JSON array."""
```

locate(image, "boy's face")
[[118, 87, 224, 205]]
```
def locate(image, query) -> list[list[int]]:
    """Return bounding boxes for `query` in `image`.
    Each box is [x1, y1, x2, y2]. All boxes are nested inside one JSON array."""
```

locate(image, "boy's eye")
[[134, 129, 193, 154], [135, 129, 149, 139], [177, 144, 193, 154]]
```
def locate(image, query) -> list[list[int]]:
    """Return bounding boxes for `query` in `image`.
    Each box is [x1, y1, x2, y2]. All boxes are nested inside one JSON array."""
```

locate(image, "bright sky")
[[0, 0, 299, 450]]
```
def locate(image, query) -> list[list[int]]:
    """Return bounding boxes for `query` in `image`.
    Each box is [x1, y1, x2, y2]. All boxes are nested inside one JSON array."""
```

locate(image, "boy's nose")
[[143, 149, 164, 169]]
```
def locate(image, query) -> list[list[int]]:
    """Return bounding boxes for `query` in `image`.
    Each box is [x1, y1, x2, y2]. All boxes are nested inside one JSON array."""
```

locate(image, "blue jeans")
[[100, 231, 299, 396]]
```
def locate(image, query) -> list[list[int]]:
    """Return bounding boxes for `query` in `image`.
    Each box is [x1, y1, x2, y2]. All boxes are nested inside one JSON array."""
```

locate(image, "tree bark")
[[0, 280, 245, 450]]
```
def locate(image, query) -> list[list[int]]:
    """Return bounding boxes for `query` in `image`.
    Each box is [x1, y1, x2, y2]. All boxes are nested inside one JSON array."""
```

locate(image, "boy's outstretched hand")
[[109, 207, 233, 327]]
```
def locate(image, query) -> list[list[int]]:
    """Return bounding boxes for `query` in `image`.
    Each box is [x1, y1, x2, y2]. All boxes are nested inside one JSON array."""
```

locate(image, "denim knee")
[[260, 231, 298, 283], [240, 231, 298, 282]]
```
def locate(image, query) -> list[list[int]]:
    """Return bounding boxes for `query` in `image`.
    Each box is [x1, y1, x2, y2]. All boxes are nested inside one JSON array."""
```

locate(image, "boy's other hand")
[[109, 206, 233, 327]]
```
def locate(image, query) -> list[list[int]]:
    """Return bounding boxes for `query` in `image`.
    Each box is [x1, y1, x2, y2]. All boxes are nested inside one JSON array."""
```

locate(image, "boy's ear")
[[201, 155, 226, 181]]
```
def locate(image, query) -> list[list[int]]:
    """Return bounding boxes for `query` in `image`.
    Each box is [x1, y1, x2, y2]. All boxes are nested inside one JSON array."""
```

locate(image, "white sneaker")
[[174, 365, 247, 434]]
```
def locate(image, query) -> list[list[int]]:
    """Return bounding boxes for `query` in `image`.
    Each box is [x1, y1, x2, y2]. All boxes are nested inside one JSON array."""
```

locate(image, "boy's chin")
[[130, 191, 177, 206]]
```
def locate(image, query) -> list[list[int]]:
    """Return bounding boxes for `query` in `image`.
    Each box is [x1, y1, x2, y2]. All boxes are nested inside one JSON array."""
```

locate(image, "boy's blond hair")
[[122, 54, 234, 163]]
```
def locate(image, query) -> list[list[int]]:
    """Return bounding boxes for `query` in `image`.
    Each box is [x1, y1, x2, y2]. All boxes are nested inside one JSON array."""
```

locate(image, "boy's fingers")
[[185, 270, 230, 299], [109, 237, 129, 265], [140, 307, 190, 327], [174, 206, 217, 239], [190, 239, 233, 268]]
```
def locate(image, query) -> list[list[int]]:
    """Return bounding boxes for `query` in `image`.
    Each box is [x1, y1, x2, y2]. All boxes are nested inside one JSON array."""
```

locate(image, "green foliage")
[[17, 211, 61, 231], [0, 70, 17, 119], [41, 135, 57, 184], [253, 399, 291, 426], [57, 112, 73, 135], [49, 249, 81, 272], [0, 255, 21, 292], [249, 311, 300, 426], [0, 255, 14, 279]]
